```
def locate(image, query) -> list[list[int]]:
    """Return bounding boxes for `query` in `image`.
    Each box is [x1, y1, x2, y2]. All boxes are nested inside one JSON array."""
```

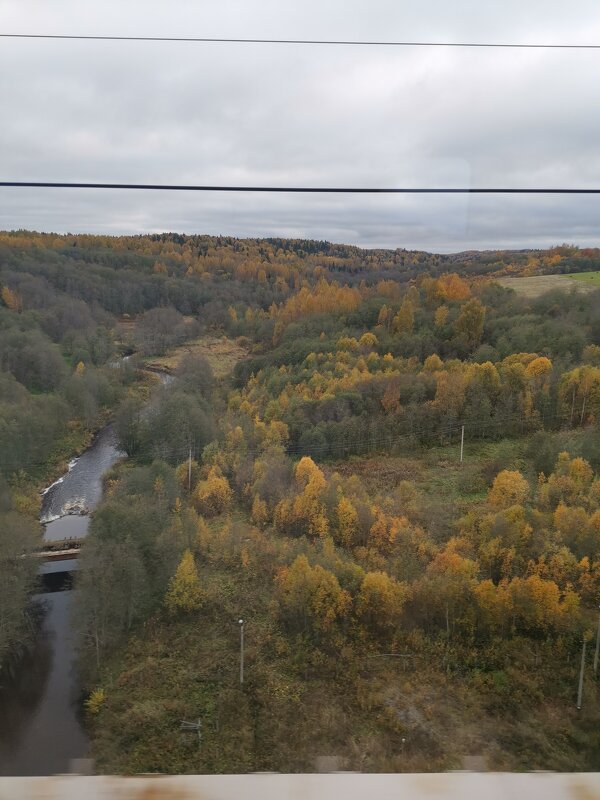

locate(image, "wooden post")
[[239, 618, 244, 685], [594, 608, 600, 676], [577, 637, 586, 710]]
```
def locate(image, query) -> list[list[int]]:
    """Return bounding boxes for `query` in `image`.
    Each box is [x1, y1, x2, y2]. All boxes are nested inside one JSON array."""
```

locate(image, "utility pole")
[[576, 637, 587, 710], [238, 618, 244, 685], [594, 606, 600, 676], [460, 424, 465, 463]]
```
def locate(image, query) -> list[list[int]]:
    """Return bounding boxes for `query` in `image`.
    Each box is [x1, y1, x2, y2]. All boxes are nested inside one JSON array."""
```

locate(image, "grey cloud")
[[1, 0, 600, 251]]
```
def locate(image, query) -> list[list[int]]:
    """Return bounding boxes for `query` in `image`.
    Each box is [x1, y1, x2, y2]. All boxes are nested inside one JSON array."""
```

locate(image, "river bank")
[[0, 359, 172, 775], [0, 422, 123, 774]]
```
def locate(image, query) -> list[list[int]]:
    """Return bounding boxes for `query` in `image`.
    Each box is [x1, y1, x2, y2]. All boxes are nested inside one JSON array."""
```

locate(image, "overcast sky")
[[1, 0, 600, 251]]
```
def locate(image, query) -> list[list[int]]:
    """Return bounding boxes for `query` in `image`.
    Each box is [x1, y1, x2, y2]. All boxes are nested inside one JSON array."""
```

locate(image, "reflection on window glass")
[[1, 0, 600, 780]]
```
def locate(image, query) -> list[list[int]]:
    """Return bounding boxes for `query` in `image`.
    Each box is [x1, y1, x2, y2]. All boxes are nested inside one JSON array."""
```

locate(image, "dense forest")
[[2, 230, 600, 771]]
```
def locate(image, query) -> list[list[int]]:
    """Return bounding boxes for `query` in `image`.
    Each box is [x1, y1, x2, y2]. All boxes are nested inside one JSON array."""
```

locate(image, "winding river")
[[0, 367, 170, 776], [41, 425, 124, 542]]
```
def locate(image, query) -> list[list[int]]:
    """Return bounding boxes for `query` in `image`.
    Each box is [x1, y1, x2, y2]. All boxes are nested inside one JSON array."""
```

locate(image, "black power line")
[[6, 409, 581, 472], [2, 181, 600, 194], [1, 33, 600, 50]]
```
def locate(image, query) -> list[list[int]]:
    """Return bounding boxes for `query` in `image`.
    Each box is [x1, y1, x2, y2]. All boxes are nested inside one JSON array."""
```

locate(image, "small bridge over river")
[[35, 538, 85, 562]]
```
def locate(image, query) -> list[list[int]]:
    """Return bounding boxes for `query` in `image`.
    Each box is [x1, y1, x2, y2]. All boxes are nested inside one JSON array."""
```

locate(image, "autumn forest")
[[1, 230, 600, 772]]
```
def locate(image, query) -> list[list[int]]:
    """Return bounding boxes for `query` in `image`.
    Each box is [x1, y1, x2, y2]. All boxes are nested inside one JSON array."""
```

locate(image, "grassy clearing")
[[329, 429, 591, 541], [497, 274, 598, 298], [146, 335, 248, 380], [334, 438, 528, 493], [568, 271, 600, 287], [332, 437, 528, 540]]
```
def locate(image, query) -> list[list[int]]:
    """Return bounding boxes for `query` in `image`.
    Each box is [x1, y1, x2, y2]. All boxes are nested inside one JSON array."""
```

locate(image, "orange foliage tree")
[[276, 554, 350, 636]]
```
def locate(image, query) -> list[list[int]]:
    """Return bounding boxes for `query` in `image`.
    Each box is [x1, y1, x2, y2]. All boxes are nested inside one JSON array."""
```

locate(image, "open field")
[[146, 335, 248, 379], [569, 271, 600, 287], [497, 274, 599, 297]]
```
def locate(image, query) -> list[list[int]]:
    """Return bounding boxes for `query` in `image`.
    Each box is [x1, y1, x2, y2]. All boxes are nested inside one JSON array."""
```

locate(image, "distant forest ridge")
[[2, 230, 600, 289]]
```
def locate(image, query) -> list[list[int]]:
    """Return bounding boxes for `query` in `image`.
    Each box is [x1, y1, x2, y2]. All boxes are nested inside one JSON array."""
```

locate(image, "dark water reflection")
[[1, 366, 168, 775], [0, 587, 88, 776]]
